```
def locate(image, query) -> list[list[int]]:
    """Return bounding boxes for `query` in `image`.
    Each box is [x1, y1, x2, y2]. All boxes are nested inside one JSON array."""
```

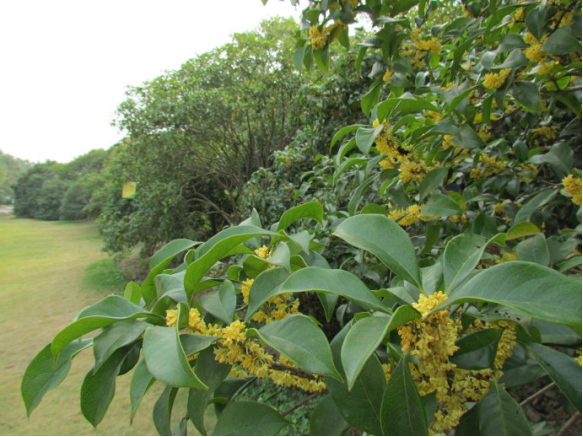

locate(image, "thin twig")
[[556, 412, 581, 436], [282, 393, 322, 416], [271, 362, 319, 381], [520, 382, 556, 406]]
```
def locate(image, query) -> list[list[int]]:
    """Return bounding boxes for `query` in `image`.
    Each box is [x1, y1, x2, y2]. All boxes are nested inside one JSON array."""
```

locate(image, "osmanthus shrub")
[[22, 203, 581, 435]]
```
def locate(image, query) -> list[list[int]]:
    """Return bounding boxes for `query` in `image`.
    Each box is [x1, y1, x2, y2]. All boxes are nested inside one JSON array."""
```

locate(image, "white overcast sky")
[[0, 0, 303, 163]]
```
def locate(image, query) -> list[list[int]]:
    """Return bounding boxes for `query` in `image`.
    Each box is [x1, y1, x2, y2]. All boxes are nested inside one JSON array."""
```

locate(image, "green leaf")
[[22, 339, 91, 417], [129, 359, 155, 422], [180, 334, 218, 356], [526, 342, 582, 412], [476, 382, 532, 435], [93, 320, 148, 372], [443, 234, 504, 292], [498, 33, 528, 51], [333, 214, 422, 289], [380, 354, 428, 436], [341, 306, 419, 389], [496, 48, 528, 69], [542, 27, 582, 55], [309, 395, 348, 436], [153, 385, 178, 436], [199, 280, 236, 324], [422, 193, 463, 217], [212, 401, 289, 436], [516, 234, 550, 266], [355, 125, 384, 154], [449, 262, 582, 329], [271, 267, 388, 314], [142, 239, 201, 304], [327, 325, 385, 435], [330, 124, 366, 149], [511, 81, 540, 111], [419, 167, 448, 201], [251, 314, 340, 379], [124, 281, 142, 305], [451, 329, 502, 370], [361, 82, 382, 116], [51, 295, 160, 358], [452, 124, 485, 149], [526, 7, 544, 41], [150, 239, 199, 269], [80, 346, 129, 427], [245, 268, 291, 320], [514, 190, 557, 223], [506, 222, 541, 240], [185, 226, 276, 295], [143, 326, 208, 389], [277, 202, 324, 231], [187, 348, 231, 435]]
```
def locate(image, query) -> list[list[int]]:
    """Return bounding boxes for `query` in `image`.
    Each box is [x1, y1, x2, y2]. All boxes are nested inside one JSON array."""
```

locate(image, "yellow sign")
[[122, 182, 136, 198]]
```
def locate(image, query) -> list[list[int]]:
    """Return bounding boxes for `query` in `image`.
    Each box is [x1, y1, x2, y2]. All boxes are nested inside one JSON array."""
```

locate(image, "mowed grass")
[[0, 216, 160, 435]]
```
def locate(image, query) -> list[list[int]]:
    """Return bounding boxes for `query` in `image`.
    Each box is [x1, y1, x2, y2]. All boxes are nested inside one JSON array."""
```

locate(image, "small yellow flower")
[[562, 174, 582, 206], [483, 68, 512, 89]]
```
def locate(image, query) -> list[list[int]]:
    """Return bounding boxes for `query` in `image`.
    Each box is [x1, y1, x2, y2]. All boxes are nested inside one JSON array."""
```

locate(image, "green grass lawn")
[[0, 216, 160, 435]]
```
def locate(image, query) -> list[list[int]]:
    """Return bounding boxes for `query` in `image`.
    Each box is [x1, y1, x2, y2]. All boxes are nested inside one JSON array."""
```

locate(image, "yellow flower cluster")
[[388, 204, 438, 226], [449, 214, 469, 224], [254, 245, 271, 259], [383, 68, 393, 82], [518, 163, 538, 183], [251, 292, 301, 324], [442, 134, 463, 154], [493, 201, 508, 214], [470, 154, 507, 179], [166, 307, 324, 393], [562, 174, 582, 207], [478, 126, 492, 143], [241, 278, 254, 304], [401, 30, 441, 68], [532, 125, 558, 141], [309, 20, 345, 49], [397, 292, 518, 434], [483, 68, 511, 89]]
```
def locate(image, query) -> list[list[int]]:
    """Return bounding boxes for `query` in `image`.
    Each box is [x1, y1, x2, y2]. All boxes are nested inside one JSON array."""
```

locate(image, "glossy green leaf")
[[185, 226, 276, 295], [477, 382, 532, 435], [506, 222, 541, 240], [187, 348, 231, 435], [380, 354, 428, 436], [443, 234, 486, 292], [212, 401, 289, 436], [142, 239, 201, 303], [199, 280, 236, 324], [51, 295, 161, 358], [512, 81, 540, 111], [422, 193, 463, 217], [277, 202, 324, 231], [419, 167, 448, 200], [526, 342, 582, 412], [153, 385, 178, 436], [93, 320, 148, 371], [333, 214, 422, 289], [355, 125, 384, 154], [361, 82, 382, 116], [341, 306, 419, 389], [22, 339, 91, 417], [273, 267, 388, 313], [252, 314, 340, 379], [309, 395, 348, 436], [327, 324, 385, 435], [516, 234, 550, 266], [451, 329, 502, 370], [80, 346, 129, 427], [124, 281, 142, 305], [143, 326, 208, 389], [129, 359, 156, 422], [245, 268, 291, 320], [514, 190, 557, 223], [496, 49, 528, 69], [330, 124, 366, 149], [542, 27, 581, 55], [449, 262, 582, 329]]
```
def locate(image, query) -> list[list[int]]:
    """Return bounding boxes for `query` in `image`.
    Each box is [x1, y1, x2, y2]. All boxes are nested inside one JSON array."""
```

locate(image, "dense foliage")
[[22, 1, 581, 436], [0, 150, 29, 205], [13, 149, 108, 220]]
